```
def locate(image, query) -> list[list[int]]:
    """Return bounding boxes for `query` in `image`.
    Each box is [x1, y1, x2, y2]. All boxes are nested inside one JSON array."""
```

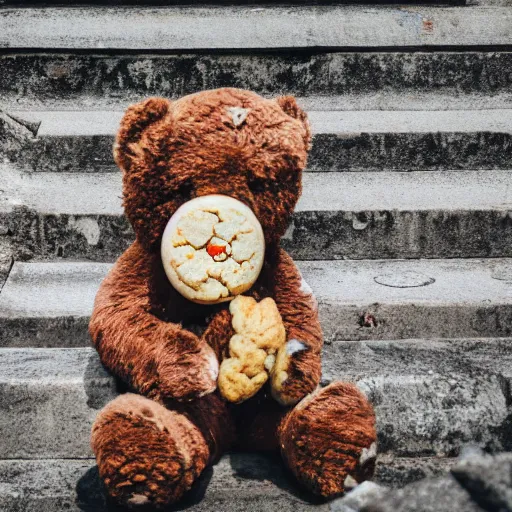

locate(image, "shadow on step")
[[75, 452, 323, 511]]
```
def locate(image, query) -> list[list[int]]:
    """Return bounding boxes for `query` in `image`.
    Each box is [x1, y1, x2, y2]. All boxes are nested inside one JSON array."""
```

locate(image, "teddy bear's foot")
[[278, 382, 377, 499], [91, 393, 210, 509]]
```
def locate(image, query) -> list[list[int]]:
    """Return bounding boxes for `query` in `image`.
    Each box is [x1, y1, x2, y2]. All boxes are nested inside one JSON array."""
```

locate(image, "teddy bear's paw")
[[278, 382, 377, 498], [270, 339, 309, 406], [92, 394, 210, 509], [218, 295, 286, 403], [156, 332, 219, 401]]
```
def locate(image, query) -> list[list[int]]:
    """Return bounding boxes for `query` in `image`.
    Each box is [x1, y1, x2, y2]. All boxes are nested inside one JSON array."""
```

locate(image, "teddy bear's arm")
[[89, 241, 218, 401], [270, 248, 323, 406]]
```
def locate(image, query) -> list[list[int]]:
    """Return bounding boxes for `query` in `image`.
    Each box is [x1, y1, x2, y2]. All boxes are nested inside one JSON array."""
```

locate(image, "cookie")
[[161, 195, 265, 304]]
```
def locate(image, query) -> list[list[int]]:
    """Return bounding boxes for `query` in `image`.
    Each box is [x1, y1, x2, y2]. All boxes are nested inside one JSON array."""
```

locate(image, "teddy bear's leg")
[[278, 382, 377, 499], [91, 392, 232, 508], [234, 392, 287, 451]]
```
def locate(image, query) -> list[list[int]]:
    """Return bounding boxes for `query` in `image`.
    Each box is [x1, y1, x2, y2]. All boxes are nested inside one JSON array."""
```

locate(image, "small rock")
[[360, 475, 484, 512], [451, 452, 512, 511], [330, 481, 387, 511]]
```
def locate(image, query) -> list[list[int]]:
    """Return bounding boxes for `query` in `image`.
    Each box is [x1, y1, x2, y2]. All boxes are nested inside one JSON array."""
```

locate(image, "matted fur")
[[90, 88, 376, 508], [91, 394, 210, 507]]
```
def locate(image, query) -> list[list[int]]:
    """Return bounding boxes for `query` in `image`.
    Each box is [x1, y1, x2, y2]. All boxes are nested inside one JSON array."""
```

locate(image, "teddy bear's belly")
[[161, 195, 265, 304]]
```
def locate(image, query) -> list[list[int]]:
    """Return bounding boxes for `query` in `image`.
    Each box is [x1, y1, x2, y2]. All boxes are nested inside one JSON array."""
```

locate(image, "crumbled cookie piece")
[[218, 296, 286, 403]]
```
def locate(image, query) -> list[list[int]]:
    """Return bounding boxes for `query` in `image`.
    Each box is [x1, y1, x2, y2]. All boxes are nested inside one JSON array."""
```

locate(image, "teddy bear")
[[89, 88, 377, 509]]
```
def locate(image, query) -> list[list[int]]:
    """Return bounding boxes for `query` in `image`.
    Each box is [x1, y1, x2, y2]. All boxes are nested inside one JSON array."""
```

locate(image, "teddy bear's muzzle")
[[161, 194, 265, 304]]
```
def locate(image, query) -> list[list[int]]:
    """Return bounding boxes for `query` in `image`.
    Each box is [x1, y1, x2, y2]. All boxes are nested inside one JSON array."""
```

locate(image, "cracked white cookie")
[[218, 295, 286, 403], [161, 195, 265, 304]]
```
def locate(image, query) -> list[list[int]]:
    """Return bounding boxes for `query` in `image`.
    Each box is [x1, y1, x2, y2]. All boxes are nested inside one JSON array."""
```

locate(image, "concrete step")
[[2, 52, 512, 112], [4, 108, 512, 172], [323, 338, 512, 455], [3, 258, 512, 347], [1, 6, 511, 49], [0, 456, 455, 512], [2, 166, 512, 260], [0, 0, 469, 5], [0, 344, 509, 458]]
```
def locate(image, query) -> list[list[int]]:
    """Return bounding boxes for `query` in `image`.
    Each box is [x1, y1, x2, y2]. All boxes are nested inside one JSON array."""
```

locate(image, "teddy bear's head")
[[114, 88, 311, 253]]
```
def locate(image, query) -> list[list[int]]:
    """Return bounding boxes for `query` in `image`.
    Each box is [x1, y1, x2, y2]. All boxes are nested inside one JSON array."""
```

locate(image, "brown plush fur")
[[90, 88, 376, 508], [279, 383, 377, 498]]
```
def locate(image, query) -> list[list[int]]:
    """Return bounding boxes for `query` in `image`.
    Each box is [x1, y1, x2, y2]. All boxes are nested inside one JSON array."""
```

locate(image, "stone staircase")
[[1, 2, 512, 510]]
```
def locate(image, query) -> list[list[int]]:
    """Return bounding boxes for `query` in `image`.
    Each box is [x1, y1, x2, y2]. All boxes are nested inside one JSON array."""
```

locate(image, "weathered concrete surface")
[[2, 52, 512, 112], [304, 258, 512, 342], [0, 348, 117, 458], [324, 338, 512, 391], [0, 110, 36, 170], [1, 345, 509, 458], [5, 109, 512, 172], [0, 455, 330, 512], [1, 7, 512, 49], [2, 166, 512, 260], [323, 339, 512, 455], [330, 482, 387, 512], [374, 454, 455, 488], [0, 456, 457, 512], [0, 262, 108, 347], [4, 258, 512, 346], [311, 110, 512, 134], [5, 165, 512, 215], [364, 475, 485, 512], [0, 0, 466, 3], [366, 452, 512, 512]]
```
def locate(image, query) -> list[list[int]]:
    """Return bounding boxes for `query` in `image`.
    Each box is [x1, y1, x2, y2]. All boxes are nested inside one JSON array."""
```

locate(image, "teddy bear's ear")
[[275, 96, 312, 149], [114, 97, 171, 172]]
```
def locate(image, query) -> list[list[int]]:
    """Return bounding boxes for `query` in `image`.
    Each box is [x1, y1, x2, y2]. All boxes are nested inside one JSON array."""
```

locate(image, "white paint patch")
[[344, 475, 358, 490], [359, 442, 377, 466], [68, 217, 100, 245], [227, 107, 250, 127], [282, 222, 295, 241], [286, 339, 307, 355], [352, 214, 369, 231], [128, 494, 149, 506], [207, 351, 219, 380], [299, 276, 313, 296]]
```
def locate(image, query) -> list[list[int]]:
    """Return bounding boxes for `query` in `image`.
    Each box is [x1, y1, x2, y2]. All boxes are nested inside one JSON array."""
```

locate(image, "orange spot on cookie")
[[207, 244, 227, 258]]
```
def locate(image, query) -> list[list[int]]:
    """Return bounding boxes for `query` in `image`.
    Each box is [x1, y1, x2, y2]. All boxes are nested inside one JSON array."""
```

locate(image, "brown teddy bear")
[[89, 88, 377, 508]]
